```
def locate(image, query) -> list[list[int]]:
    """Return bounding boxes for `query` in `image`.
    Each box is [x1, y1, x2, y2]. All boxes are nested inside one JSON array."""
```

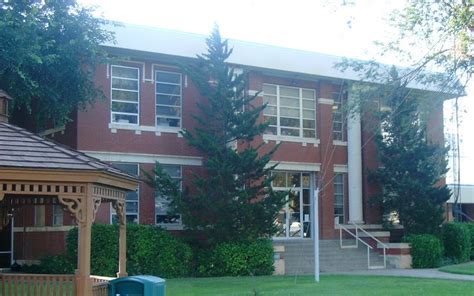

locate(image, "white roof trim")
[[104, 23, 453, 94]]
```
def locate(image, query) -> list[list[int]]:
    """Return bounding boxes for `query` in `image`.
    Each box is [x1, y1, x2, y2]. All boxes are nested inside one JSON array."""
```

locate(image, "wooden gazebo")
[[0, 93, 138, 295]]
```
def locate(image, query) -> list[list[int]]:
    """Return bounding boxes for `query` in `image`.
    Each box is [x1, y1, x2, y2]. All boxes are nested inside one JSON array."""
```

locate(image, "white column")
[[347, 92, 364, 223]]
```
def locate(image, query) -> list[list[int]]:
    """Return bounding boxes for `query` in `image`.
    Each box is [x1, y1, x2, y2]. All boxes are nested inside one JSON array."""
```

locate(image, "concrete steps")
[[275, 239, 392, 275]]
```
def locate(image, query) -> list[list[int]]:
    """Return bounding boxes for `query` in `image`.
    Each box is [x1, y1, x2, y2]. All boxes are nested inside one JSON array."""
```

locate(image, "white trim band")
[[82, 151, 203, 166], [13, 226, 75, 232], [108, 123, 181, 134], [268, 161, 321, 172], [334, 164, 348, 173], [318, 98, 334, 105]]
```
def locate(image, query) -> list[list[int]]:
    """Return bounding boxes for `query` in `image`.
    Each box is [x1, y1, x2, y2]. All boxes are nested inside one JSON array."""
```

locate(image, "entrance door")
[[273, 171, 313, 239], [0, 221, 12, 268]]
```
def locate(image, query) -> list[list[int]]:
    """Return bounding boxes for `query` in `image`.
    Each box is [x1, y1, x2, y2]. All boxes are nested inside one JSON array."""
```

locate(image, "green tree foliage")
[[370, 72, 451, 235], [0, 0, 114, 131], [149, 26, 286, 245]]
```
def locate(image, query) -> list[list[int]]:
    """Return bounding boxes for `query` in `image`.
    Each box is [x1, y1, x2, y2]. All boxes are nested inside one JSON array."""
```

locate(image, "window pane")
[[263, 95, 277, 105], [156, 95, 180, 106], [112, 66, 138, 79], [263, 84, 277, 95], [302, 175, 311, 188], [112, 102, 138, 114], [264, 106, 277, 115], [303, 110, 315, 119], [112, 78, 138, 90], [280, 97, 299, 107], [264, 116, 277, 126], [112, 90, 138, 102], [303, 119, 315, 128], [302, 89, 315, 99], [156, 106, 181, 117], [112, 114, 138, 124], [290, 173, 301, 187], [280, 108, 299, 117], [156, 117, 180, 127], [162, 165, 181, 178], [280, 117, 299, 127], [156, 71, 181, 84], [334, 122, 343, 131], [273, 172, 287, 187], [303, 129, 316, 138], [157, 83, 181, 95], [265, 126, 277, 135], [281, 128, 300, 137], [302, 100, 314, 109], [280, 87, 299, 97]]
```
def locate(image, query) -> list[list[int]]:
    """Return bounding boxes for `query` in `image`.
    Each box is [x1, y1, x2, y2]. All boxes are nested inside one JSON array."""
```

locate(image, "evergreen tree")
[[371, 75, 451, 235], [150, 26, 286, 245]]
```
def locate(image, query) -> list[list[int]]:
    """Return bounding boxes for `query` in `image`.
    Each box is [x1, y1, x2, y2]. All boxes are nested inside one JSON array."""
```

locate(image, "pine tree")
[[371, 76, 451, 235], [151, 26, 286, 245]]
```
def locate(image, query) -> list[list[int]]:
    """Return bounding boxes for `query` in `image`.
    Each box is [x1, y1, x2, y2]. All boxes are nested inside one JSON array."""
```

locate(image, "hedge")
[[464, 223, 474, 260], [64, 224, 193, 278], [441, 223, 471, 263], [197, 239, 274, 277], [408, 234, 443, 268]]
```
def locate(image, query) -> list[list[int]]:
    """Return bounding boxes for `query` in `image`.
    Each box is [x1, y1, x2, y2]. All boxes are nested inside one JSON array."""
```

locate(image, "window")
[[34, 205, 45, 227], [52, 205, 64, 226], [156, 71, 182, 127], [111, 163, 139, 223], [263, 84, 316, 138], [334, 173, 345, 224], [332, 91, 346, 141], [155, 165, 182, 225], [111, 65, 140, 124], [272, 171, 315, 239]]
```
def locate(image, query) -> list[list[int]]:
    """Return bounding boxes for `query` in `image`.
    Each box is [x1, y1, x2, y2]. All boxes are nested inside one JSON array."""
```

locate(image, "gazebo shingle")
[[0, 122, 135, 180]]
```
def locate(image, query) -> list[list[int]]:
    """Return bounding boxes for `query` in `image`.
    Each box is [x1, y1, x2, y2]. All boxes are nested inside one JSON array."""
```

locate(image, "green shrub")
[[197, 239, 274, 277], [464, 223, 474, 260], [38, 255, 75, 274], [408, 234, 443, 268], [441, 223, 471, 263], [66, 224, 193, 278]]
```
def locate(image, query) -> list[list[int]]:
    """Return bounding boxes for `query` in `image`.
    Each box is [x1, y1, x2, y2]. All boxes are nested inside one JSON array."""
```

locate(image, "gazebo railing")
[[91, 275, 113, 296], [0, 273, 75, 295]]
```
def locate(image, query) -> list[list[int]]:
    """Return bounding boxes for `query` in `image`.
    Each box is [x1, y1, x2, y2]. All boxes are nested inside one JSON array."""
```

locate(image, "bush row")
[[23, 224, 274, 278], [409, 222, 473, 268]]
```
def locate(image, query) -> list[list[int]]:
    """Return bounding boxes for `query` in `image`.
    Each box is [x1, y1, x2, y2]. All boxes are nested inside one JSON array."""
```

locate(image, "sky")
[[78, 0, 473, 184]]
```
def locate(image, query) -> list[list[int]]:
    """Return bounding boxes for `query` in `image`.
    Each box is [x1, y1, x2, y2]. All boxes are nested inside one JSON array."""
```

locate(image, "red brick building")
[[1, 24, 448, 270]]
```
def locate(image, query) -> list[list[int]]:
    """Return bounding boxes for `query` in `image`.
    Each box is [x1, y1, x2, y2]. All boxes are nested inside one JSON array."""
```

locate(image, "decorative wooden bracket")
[[92, 197, 102, 223], [58, 195, 85, 224], [112, 200, 126, 225]]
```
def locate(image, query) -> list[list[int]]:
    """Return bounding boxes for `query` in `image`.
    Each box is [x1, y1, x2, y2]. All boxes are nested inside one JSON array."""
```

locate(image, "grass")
[[439, 261, 474, 275], [166, 274, 474, 296]]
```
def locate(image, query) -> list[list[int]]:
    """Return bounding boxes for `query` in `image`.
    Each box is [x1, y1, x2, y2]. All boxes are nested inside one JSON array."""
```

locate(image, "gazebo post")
[[114, 201, 128, 278], [75, 185, 94, 295]]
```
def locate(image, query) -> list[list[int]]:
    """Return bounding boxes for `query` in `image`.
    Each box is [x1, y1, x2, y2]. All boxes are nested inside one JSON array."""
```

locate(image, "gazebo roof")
[[0, 122, 136, 183]]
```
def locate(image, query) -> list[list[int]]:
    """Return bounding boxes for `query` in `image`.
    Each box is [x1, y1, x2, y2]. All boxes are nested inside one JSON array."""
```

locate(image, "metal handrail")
[[339, 223, 387, 269]]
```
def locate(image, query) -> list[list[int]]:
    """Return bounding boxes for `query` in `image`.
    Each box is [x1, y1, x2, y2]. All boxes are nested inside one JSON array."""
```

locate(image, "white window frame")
[[155, 164, 183, 227], [110, 65, 140, 125], [334, 173, 345, 224], [332, 91, 345, 141], [110, 163, 140, 224], [155, 70, 182, 128], [263, 84, 317, 142]]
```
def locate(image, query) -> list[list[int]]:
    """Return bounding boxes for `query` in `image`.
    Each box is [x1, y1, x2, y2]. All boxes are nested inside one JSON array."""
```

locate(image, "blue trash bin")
[[108, 275, 165, 296]]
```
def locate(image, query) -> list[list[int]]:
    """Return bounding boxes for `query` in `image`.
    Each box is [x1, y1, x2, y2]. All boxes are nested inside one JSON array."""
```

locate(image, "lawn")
[[166, 275, 473, 296], [439, 261, 474, 276]]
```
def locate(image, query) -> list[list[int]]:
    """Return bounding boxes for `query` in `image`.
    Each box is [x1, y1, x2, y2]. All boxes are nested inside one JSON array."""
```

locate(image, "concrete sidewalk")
[[328, 268, 474, 281]]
